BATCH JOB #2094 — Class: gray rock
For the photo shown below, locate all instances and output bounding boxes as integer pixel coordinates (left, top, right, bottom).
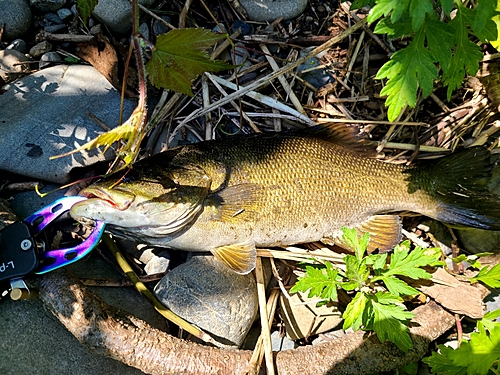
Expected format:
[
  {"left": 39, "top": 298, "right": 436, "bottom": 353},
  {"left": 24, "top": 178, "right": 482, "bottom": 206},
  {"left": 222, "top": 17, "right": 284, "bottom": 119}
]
[
  {"left": 0, "top": 49, "right": 29, "bottom": 83},
  {"left": 6, "top": 38, "right": 28, "bottom": 53},
  {"left": 0, "top": 64, "right": 135, "bottom": 184},
  {"left": 9, "top": 183, "right": 67, "bottom": 219},
  {"left": 271, "top": 330, "right": 296, "bottom": 351},
  {"left": 39, "top": 51, "right": 62, "bottom": 68},
  {"left": 153, "top": 15, "right": 171, "bottom": 36},
  {"left": 239, "top": 0, "right": 308, "bottom": 22},
  {"left": 57, "top": 7, "right": 73, "bottom": 20},
  {"left": 139, "top": 22, "right": 149, "bottom": 41},
  {"left": 93, "top": 0, "right": 155, "bottom": 35},
  {"left": 30, "top": 0, "right": 66, "bottom": 11},
  {"left": 456, "top": 229, "right": 500, "bottom": 254},
  {"left": 44, "top": 12, "right": 64, "bottom": 24},
  {"left": 144, "top": 251, "right": 171, "bottom": 275},
  {"left": 44, "top": 24, "right": 67, "bottom": 33},
  {"left": 29, "top": 40, "right": 53, "bottom": 57},
  {"left": 0, "top": 0, "right": 32, "bottom": 40},
  {"left": 154, "top": 255, "right": 258, "bottom": 348}
]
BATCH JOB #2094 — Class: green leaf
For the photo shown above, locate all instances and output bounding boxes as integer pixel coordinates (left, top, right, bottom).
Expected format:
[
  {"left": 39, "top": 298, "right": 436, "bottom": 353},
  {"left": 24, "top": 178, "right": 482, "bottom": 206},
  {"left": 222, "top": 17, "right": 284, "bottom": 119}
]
[
  {"left": 343, "top": 254, "right": 369, "bottom": 290},
  {"left": 473, "top": 0, "right": 498, "bottom": 38},
  {"left": 442, "top": 5, "right": 484, "bottom": 99},
  {"left": 409, "top": 0, "right": 434, "bottom": 31},
  {"left": 371, "top": 292, "right": 414, "bottom": 352},
  {"left": 342, "top": 292, "right": 368, "bottom": 331},
  {"left": 374, "top": 16, "right": 413, "bottom": 38},
  {"left": 77, "top": 0, "right": 98, "bottom": 25},
  {"left": 365, "top": 253, "right": 388, "bottom": 272},
  {"left": 449, "top": 324, "right": 500, "bottom": 374},
  {"left": 423, "top": 345, "right": 468, "bottom": 375},
  {"left": 439, "top": 0, "right": 454, "bottom": 16},
  {"left": 146, "top": 28, "right": 232, "bottom": 96},
  {"left": 341, "top": 227, "right": 369, "bottom": 262},
  {"left": 471, "top": 263, "right": 500, "bottom": 288},
  {"left": 422, "top": 17, "right": 454, "bottom": 69},
  {"left": 379, "top": 243, "right": 438, "bottom": 280},
  {"left": 368, "top": 0, "right": 410, "bottom": 24},
  {"left": 376, "top": 27, "right": 438, "bottom": 121},
  {"left": 290, "top": 262, "right": 340, "bottom": 301},
  {"left": 381, "top": 276, "right": 419, "bottom": 296}
]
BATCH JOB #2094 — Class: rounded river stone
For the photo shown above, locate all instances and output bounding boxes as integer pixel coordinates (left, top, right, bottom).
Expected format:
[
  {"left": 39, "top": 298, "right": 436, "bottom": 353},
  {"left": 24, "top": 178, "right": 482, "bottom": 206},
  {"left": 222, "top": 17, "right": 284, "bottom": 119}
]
[{"left": 154, "top": 255, "right": 258, "bottom": 348}]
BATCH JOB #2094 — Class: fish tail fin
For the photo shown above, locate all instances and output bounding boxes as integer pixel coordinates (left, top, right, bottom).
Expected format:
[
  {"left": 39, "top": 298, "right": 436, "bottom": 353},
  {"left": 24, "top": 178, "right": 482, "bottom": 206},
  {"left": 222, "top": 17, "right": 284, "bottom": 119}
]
[{"left": 411, "top": 147, "right": 500, "bottom": 230}]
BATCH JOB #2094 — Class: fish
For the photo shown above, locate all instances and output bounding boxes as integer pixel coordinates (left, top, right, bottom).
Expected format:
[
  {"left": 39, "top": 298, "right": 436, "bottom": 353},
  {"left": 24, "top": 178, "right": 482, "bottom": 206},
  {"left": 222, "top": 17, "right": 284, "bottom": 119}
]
[{"left": 70, "top": 124, "right": 500, "bottom": 274}]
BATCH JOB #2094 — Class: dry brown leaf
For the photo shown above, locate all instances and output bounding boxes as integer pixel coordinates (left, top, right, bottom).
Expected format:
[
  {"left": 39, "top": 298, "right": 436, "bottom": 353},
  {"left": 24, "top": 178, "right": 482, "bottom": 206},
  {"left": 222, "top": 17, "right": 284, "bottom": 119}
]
[{"left": 418, "top": 267, "right": 489, "bottom": 319}]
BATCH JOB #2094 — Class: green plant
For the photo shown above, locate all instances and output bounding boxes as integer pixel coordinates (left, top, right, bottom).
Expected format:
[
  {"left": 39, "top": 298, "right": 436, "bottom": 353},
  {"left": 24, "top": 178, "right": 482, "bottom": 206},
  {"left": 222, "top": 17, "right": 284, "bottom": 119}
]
[
  {"left": 423, "top": 308, "right": 500, "bottom": 374},
  {"left": 290, "top": 227, "right": 444, "bottom": 352},
  {"left": 345, "top": 0, "right": 499, "bottom": 121},
  {"left": 55, "top": 0, "right": 232, "bottom": 170}
]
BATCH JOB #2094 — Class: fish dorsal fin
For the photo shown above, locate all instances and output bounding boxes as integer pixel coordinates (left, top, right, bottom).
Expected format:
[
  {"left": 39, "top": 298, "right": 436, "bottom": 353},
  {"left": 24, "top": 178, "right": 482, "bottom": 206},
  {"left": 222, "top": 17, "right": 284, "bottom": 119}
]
[
  {"left": 323, "top": 215, "right": 402, "bottom": 253},
  {"left": 211, "top": 240, "right": 256, "bottom": 274},
  {"left": 207, "top": 183, "right": 261, "bottom": 222},
  {"left": 298, "top": 123, "right": 374, "bottom": 157}
]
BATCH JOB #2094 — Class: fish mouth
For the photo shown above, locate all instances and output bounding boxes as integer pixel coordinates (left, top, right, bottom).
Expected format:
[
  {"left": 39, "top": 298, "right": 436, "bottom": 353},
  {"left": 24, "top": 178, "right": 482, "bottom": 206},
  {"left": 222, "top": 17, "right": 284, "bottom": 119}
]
[{"left": 80, "top": 187, "right": 136, "bottom": 210}]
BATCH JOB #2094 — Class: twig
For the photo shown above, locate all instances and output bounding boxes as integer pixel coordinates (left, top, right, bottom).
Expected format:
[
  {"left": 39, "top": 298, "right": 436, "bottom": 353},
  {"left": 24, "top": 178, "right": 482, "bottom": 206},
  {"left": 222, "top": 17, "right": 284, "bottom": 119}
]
[
  {"left": 255, "top": 257, "right": 275, "bottom": 375},
  {"left": 102, "top": 234, "right": 216, "bottom": 345},
  {"left": 260, "top": 43, "right": 305, "bottom": 114},
  {"left": 176, "top": 18, "right": 367, "bottom": 129}
]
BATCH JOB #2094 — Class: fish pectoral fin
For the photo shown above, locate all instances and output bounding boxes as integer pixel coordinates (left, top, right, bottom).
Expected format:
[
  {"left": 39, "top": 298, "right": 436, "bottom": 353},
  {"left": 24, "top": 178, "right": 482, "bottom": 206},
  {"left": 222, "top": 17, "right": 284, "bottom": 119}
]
[
  {"left": 323, "top": 215, "right": 402, "bottom": 253},
  {"left": 211, "top": 240, "right": 256, "bottom": 275}
]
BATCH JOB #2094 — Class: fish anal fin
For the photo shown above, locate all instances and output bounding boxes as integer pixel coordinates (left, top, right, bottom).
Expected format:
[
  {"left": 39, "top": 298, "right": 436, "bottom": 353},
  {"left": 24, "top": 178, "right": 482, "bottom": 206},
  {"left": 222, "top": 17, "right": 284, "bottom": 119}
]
[
  {"left": 211, "top": 240, "right": 256, "bottom": 274},
  {"left": 323, "top": 215, "right": 402, "bottom": 253}
]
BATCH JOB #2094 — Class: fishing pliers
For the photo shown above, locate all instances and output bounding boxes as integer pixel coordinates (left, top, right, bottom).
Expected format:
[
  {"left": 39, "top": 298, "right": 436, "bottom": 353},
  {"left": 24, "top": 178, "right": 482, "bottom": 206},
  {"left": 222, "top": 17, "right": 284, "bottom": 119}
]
[{"left": 0, "top": 196, "right": 105, "bottom": 300}]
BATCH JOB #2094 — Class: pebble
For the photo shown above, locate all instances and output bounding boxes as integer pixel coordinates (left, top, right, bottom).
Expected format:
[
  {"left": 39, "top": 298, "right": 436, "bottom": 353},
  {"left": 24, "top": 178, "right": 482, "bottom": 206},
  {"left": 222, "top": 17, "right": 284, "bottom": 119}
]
[
  {"left": 0, "top": 64, "right": 135, "bottom": 184},
  {"left": 271, "top": 330, "right": 296, "bottom": 351},
  {"left": 6, "top": 38, "right": 28, "bottom": 53},
  {"left": 297, "top": 48, "right": 335, "bottom": 89},
  {"left": 44, "top": 12, "right": 64, "bottom": 24},
  {"left": 139, "top": 22, "right": 149, "bottom": 41},
  {"left": 30, "top": 0, "right": 66, "bottom": 12},
  {"left": 232, "top": 20, "right": 253, "bottom": 36},
  {"left": 144, "top": 251, "right": 171, "bottom": 275},
  {"left": 239, "top": 0, "right": 308, "bottom": 22},
  {"left": 0, "top": 49, "right": 30, "bottom": 83},
  {"left": 44, "top": 24, "right": 66, "bottom": 33},
  {"left": 152, "top": 15, "right": 171, "bottom": 36},
  {"left": 29, "top": 40, "right": 53, "bottom": 58},
  {"left": 93, "top": 0, "right": 155, "bottom": 34},
  {"left": 0, "top": 0, "right": 32, "bottom": 40},
  {"left": 39, "top": 51, "right": 62, "bottom": 68},
  {"left": 154, "top": 255, "right": 258, "bottom": 348},
  {"left": 56, "top": 7, "right": 73, "bottom": 21}
]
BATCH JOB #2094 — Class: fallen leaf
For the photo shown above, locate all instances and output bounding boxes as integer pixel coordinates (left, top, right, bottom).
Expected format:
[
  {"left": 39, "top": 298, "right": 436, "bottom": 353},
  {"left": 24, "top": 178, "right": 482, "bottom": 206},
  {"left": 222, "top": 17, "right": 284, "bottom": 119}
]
[{"left": 418, "top": 268, "right": 489, "bottom": 319}]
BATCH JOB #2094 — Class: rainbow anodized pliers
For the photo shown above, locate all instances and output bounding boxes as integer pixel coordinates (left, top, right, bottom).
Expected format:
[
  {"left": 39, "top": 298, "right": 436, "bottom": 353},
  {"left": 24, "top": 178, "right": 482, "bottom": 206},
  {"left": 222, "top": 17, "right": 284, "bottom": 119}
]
[{"left": 0, "top": 196, "right": 105, "bottom": 299}]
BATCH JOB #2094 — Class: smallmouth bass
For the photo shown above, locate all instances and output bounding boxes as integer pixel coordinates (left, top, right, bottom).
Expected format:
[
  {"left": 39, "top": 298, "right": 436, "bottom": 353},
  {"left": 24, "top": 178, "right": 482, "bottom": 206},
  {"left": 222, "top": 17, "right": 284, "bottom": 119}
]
[{"left": 70, "top": 124, "right": 500, "bottom": 274}]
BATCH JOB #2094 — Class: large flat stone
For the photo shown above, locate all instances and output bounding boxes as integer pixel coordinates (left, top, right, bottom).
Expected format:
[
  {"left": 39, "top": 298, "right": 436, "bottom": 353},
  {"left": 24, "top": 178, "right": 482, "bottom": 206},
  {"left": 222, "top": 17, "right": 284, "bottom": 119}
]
[{"left": 0, "top": 65, "right": 135, "bottom": 184}]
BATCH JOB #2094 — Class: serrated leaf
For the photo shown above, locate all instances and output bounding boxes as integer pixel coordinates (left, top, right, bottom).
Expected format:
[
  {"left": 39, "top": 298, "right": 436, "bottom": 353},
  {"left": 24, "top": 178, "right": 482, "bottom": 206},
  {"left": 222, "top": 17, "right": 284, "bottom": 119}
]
[
  {"left": 479, "top": 308, "right": 500, "bottom": 335},
  {"left": 77, "top": 0, "right": 98, "bottom": 25},
  {"left": 343, "top": 254, "right": 369, "bottom": 290},
  {"left": 423, "top": 345, "right": 468, "bottom": 375},
  {"left": 146, "top": 28, "right": 232, "bottom": 96},
  {"left": 423, "top": 17, "right": 454, "bottom": 69},
  {"left": 376, "top": 28, "right": 438, "bottom": 121},
  {"left": 381, "top": 276, "right": 420, "bottom": 296},
  {"left": 471, "top": 263, "right": 500, "bottom": 288},
  {"left": 378, "top": 243, "right": 437, "bottom": 280},
  {"left": 366, "top": 253, "right": 388, "bottom": 272},
  {"left": 368, "top": 0, "right": 410, "bottom": 24},
  {"left": 290, "top": 262, "right": 340, "bottom": 301},
  {"left": 341, "top": 226, "right": 369, "bottom": 261},
  {"left": 342, "top": 292, "right": 368, "bottom": 331},
  {"left": 442, "top": 5, "right": 484, "bottom": 99},
  {"left": 439, "top": 0, "right": 454, "bottom": 16},
  {"left": 409, "top": 0, "right": 434, "bottom": 31},
  {"left": 371, "top": 293, "right": 414, "bottom": 352},
  {"left": 374, "top": 16, "right": 414, "bottom": 37},
  {"left": 448, "top": 324, "right": 500, "bottom": 374},
  {"left": 470, "top": 0, "right": 498, "bottom": 42}
]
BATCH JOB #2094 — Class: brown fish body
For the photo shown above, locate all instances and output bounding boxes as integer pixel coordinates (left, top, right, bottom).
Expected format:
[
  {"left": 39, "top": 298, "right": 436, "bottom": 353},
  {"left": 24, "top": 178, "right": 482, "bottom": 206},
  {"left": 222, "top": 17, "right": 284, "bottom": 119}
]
[{"left": 71, "top": 125, "right": 500, "bottom": 273}]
